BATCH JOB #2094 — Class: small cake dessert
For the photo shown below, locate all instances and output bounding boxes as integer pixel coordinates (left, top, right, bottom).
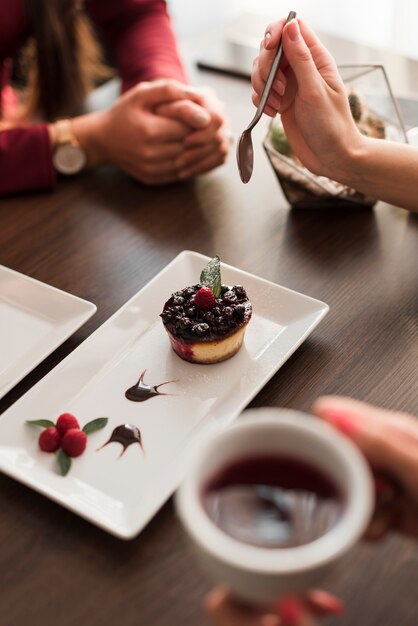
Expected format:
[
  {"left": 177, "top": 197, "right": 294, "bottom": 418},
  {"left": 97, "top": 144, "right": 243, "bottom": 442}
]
[{"left": 160, "top": 256, "right": 252, "bottom": 364}]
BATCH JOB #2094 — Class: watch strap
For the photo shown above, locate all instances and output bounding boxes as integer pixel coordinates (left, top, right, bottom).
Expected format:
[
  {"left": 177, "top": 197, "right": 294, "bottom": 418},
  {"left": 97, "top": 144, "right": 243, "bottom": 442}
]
[{"left": 54, "top": 119, "right": 80, "bottom": 148}]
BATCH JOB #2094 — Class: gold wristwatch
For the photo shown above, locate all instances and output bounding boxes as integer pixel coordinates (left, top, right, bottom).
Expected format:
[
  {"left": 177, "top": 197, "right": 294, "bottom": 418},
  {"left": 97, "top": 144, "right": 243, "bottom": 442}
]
[{"left": 52, "top": 119, "right": 86, "bottom": 175}]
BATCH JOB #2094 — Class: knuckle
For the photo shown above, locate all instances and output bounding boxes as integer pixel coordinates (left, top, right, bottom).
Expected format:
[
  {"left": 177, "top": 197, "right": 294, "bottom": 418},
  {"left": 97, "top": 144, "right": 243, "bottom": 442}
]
[
  {"left": 258, "top": 58, "right": 272, "bottom": 82},
  {"left": 251, "top": 70, "right": 261, "bottom": 92},
  {"left": 143, "top": 122, "right": 159, "bottom": 141},
  {"left": 219, "top": 145, "right": 229, "bottom": 159},
  {"left": 297, "top": 48, "right": 313, "bottom": 63},
  {"left": 277, "top": 68, "right": 286, "bottom": 83},
  {"left": 141, "top": 159, "right": 157, "bottom": 174},
  {"left": 210, "top": 110, "right": 223, "bottom": 128},
  {"left": 160, "top": 80, "right": 179, "bottom": 100},
  {"left": 215, "top": 129, "right": 226, "bottom": 145},
  {"left": 141, "top": 125, "right": 153, "bottom": 140},
  {"left": 141, "top": 145, "right": 156, "bottom": 161}
]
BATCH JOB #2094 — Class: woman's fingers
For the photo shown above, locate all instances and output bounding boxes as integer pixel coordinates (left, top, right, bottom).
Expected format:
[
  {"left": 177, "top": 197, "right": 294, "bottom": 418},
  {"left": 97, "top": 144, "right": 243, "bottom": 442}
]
[
  {"left": 155, "top": 100, "right": 211, "bottom": 130},
  {"left": 206, "top": 587, "right": 344, "bottom": 626},
  {"left": 277, "top": 596, "right": 317, "bottom": 626},
  {"left": 263, "top": 18, "right": 287, "bottom": 51},
  {"left": 305, "top": 590, "right": 344, "bottom": 617},
  {"left": 252, "top": 91, "right": 278, "bottom": 117},
  {"left": 296, "top": 20, "right": 340, "bottom": 81},
  {"left": 206, "top": 587, "right": 280, "bottom": 626},
  {"left": 312, "top": 396, "right": 418, "bottom": 505},
  {"left": 252, "top": 56, "right": 287, "bottom": 101},
  {"left": 174, "top": 140, "right": 224, "bottom": 169},
  {"left": 178, "top": 149, "right": 227, "bottom": 179},
  {"left": 141, "top": 141, "right": 183, "bottom": 162},
  {"left": 281, "top": 20, "right": 321, "bottom": 94},
  {"left": 182, "top": 114, "right": 224, "bottom": 147}
]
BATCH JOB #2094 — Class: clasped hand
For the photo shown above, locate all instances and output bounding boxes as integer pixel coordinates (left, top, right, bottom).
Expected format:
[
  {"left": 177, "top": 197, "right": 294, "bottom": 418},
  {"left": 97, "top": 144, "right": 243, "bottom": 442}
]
[{"left": 96, "top": 79, "right": 230, "bottom": 185}]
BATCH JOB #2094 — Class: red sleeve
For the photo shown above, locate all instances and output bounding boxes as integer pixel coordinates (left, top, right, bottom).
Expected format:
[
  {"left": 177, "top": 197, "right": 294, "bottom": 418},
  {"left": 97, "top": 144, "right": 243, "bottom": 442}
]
[
  {"left": 86, "top": 0, "right": 187, "bottom": 92},
  {"left": 0, "top": 125, "right": 56, "bottom": 196}
]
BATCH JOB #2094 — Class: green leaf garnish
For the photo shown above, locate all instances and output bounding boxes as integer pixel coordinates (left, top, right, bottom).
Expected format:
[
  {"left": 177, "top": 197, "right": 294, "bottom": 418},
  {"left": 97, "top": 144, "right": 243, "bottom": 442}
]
[
  {"left": 57, "top": 449, "right": 71, "bottom": 476},
  {"left": 200, "top": 255, "right": 222, "bottom": 298},
  {"left": 26, "top": 419, "right": 55, "bottom": 428},
  {"left": 82, "top": 417, "right": 108, "bottom": 435}
]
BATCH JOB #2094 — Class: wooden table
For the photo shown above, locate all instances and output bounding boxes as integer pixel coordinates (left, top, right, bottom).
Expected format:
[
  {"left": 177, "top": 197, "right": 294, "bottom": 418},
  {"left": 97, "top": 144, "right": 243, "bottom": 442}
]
[{"left": 0, "top": 63, "right": 417, "bottom": 626}]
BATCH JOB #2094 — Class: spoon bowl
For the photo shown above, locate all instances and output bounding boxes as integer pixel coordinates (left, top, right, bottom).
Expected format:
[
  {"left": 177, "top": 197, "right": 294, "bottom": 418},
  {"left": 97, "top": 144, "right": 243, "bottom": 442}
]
[
  {"left": 236, "top": 10, "right": 296, "bottom": 183},
  {"left": 236, "top": 131, "right": 254, "bottom": 184}
]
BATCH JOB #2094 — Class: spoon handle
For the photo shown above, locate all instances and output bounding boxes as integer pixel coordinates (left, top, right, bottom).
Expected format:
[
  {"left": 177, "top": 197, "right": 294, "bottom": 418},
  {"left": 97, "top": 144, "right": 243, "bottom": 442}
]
[{"left": 248, "top": 10, "right": 296, "bottom": 130}]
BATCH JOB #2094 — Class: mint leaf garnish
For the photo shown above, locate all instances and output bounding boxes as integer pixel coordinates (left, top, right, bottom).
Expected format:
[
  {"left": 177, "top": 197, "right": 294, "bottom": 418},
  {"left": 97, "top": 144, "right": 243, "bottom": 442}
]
[
  {"left": 26, "top": 419, "right": 55, "bottom": 428},
  {"left": 200, "top": 256, "right": 222, "bottom": 298},
  {"left": 82, "top": 417, "right": 108, "bottom": 435},
  {"left": 57, "top": 449, "right": 71, "bottom": 476}
]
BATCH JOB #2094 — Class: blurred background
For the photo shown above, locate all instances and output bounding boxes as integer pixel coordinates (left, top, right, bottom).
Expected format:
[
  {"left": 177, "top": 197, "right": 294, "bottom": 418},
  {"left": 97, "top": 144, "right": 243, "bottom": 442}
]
[{"left": 168, "top": 0, "right": 418, "bottom": 61}]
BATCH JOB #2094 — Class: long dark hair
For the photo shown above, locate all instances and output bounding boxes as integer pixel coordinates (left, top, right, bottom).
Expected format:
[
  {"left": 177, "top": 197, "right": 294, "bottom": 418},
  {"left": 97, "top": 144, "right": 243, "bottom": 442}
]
[{"left": 23, "top": 0, "right": 111, "bottom": 121}]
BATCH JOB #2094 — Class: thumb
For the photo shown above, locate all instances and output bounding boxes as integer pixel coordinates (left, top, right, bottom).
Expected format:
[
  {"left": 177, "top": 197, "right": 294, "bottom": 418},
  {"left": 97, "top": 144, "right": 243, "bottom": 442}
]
[
  {"left": 312, "top": 396, "right": 418, "bottom": 500},
  {"left": 135, "top": 80, "right": 198, "bottom": 107},
  {"left": 155, "top": 100, "right": 211, "bottom": 129},
  {"left": 282, "top": 19, "right": 321, "bottom": 93}
]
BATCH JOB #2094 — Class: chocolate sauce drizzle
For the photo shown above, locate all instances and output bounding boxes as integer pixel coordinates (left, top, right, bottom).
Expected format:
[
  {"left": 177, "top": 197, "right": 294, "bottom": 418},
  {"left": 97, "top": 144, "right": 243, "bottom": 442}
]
[
  {"left": 125, "top": 369, "right": 176, "bottom": 402},
  {"left": 98, "top": 424, "right": 143, "bottom": 457}
]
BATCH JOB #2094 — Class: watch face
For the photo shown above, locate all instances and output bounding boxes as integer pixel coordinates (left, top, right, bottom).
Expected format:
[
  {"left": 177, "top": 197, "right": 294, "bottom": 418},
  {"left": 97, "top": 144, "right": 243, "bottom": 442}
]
[{"left": 53, "top": 144, "right": 86, "bottom": 175}]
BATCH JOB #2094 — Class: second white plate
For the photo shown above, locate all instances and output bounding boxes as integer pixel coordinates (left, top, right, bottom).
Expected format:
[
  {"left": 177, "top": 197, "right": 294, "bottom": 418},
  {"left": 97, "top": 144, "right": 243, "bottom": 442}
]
[
  {"left": 0, "top": 265, "right": 96, "bottom": 399},
  {"left": 0, "top": 251, "right": 328, "bottom": 538}
]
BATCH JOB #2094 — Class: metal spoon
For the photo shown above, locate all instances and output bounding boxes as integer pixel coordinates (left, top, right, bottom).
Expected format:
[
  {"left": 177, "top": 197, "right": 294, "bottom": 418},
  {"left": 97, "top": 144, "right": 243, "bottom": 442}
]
[{"left": 236, "top": 10, "right": 296, "bottom": 183}]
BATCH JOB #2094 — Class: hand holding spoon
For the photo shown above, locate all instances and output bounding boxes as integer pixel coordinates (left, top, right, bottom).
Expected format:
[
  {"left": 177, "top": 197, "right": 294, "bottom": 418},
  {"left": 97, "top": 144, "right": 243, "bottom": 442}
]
[{"left": 236, "top": 10, "right": 296, "bottom": 183}]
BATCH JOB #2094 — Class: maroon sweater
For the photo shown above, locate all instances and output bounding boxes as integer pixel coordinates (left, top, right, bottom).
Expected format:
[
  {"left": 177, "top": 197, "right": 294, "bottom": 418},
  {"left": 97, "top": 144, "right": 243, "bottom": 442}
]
[{"left": 0, "top": 0, "right": 186, "bottom": 195}]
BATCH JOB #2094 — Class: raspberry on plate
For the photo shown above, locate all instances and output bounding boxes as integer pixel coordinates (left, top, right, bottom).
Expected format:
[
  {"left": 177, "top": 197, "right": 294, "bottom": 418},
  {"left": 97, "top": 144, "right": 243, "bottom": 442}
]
[
  {"left": 56, "top": 413, "right": 80, "bottom": 436},
  {"left": 39, "top": 427, "right": 61, "bottom": 453},
  {"left": 60, "top": 428, "right": 87, "bottom": 458}
]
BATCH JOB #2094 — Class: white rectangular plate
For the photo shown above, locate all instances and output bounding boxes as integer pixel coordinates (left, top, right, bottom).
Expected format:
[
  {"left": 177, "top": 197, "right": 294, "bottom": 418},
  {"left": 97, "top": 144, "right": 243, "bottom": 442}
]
[
  {"left": 0, "top": 265, "right": 96, "bottom": 398},
  {"left": 0, "top": 252, "right": 328, "bottom": 539}
]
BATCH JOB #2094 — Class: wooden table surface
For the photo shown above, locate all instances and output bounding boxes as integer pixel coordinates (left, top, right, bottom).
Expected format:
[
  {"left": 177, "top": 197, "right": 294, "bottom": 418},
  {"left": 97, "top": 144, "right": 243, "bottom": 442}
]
[{"left": 0, "top": 64, "right": 417, "bottom": 626}]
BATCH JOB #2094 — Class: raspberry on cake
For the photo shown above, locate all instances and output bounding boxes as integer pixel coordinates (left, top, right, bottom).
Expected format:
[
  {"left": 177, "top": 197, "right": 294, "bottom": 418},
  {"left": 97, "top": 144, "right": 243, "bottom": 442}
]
[{"left": 160, "top": 256, "right": 252, "bottom": 364}]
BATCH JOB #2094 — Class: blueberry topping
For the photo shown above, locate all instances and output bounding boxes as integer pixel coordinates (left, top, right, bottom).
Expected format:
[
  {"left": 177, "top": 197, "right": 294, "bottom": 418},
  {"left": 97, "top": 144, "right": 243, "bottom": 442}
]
[
  {"left": 192, "top": 323, "right": 210, "bottom": 336},
  {"left": 223, "top": 290, "right": 237, "bottom": 303},
  {"left": 233, "top": 285, "right": 246, "bottom": 298},
  {"left": 184, "top": 287, "right": 195, "bottom": 298},
  {"left": 161, "top": 311, "right": 172, "bottom": 323},
  {"left": 178, "top": 317, "right": 193, "bottom": 330},
  {"left": 162, "top": 282, "right": 251, "bottom": 338},
  {"left": 204, "top": 311, "right": 215, "bottom": 323}
]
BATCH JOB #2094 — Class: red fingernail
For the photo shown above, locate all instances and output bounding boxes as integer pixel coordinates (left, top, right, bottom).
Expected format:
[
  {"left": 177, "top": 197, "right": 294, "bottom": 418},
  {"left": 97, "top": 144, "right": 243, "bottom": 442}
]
[
  {"left": 307, "top": 590, "right": 345, "bottom": 616},
  {"left": 322, "top": 409, "right": 358, "bottom": 438},
  {"left": 278, "top": 596, "right": 304, "bottom": 625}
]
